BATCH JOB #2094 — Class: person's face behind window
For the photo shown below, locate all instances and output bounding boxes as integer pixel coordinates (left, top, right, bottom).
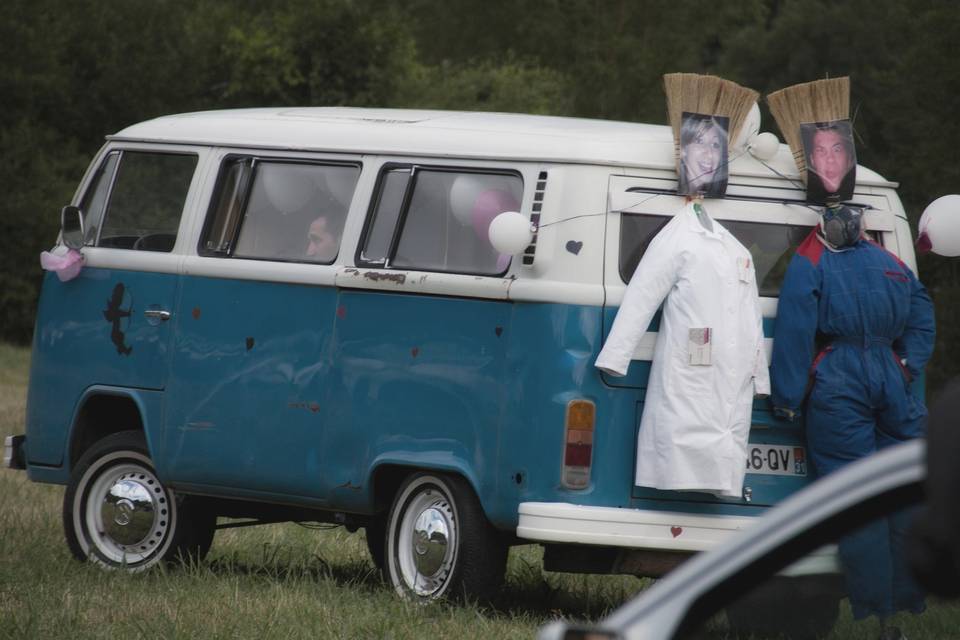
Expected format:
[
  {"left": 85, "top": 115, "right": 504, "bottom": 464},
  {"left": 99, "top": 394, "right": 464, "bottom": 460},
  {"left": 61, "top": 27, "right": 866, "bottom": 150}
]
[
  {"left": 684, "top": 125, "right": 722, "bottom": 192},
  {"left": 810, "top": 129, "right": 850, "bottom": 193},
  {"left": 306, "top": 216, "right": 337, "bottom": 262}
]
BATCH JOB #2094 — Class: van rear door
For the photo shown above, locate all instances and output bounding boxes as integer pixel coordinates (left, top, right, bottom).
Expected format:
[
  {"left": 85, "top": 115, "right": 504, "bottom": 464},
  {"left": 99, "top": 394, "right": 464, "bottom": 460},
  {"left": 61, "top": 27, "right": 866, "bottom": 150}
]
[{"left": 602, "top": 176, "right": 895, "bottom": 507}]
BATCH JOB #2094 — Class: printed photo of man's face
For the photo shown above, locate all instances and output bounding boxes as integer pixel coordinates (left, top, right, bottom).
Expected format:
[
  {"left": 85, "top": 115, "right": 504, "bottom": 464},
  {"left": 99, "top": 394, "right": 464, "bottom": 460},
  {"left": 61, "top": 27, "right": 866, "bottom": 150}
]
[{"left": 801, "top": 120, "right": 856, "bottom": 204}]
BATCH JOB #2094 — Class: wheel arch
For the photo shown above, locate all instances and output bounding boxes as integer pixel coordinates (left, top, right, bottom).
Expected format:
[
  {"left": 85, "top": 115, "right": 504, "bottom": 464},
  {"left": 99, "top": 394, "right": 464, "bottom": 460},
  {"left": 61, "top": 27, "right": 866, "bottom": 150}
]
[
  {"left": 67, "top": 386, "right": 161, "bottom": 473},
  {"left": 369, "top": 459, "right": 485, "bottom": 519}
]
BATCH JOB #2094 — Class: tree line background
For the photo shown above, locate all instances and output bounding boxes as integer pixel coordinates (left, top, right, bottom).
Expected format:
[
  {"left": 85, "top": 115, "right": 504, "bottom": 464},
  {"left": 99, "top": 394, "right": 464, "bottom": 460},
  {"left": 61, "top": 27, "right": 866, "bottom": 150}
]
[{"left": 2, "top": 0, "right": 958, "bottom": 393}]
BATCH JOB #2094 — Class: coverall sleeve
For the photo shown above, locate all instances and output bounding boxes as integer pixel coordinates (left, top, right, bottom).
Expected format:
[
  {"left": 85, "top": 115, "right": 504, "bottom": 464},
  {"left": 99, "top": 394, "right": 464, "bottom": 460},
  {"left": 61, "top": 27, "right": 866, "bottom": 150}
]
[
  {"left": 770, "top": 253, "right": 821, "bottom": 412},
  {"left": 896, "top": 268, "right": 936, "bottom": 379},
  {"left": 595, "top": 221, "right": 684, "bottom": 377}
]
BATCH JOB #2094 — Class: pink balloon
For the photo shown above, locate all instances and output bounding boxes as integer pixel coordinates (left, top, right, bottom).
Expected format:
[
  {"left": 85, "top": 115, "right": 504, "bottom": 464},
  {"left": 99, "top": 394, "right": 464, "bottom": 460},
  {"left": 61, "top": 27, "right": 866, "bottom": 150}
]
[
  {"left": 40, "top": 248, "right": 84, "bottom": 282},
  {"left": 471, "top": 190, "right": 519, "bottom": 240}
]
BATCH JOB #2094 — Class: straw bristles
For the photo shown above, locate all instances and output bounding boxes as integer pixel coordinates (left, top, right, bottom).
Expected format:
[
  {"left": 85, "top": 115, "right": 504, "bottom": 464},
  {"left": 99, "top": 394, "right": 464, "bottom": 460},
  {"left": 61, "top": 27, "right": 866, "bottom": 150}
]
[
  {"left": 663, "top": 73, "right": 759, "bottom": 167},
  {"left": 766, "top": 77, "right": 850, "bottom": 180}
]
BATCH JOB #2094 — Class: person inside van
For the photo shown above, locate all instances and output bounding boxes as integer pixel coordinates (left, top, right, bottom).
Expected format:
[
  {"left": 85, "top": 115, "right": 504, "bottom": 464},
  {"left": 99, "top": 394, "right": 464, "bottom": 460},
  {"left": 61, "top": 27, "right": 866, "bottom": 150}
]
[
  {"left": 305, "top": 214, "right": 342, "bottom": 263},
  {"left": 678, "top": 113, "right": 729, "bottom": 198}
]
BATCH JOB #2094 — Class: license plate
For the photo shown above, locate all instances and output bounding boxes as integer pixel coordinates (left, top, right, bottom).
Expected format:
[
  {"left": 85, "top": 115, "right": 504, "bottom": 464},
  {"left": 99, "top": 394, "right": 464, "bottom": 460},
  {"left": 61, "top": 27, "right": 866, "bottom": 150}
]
[{"left": 745, "top": 444, "right": 807, "bottom": 476}]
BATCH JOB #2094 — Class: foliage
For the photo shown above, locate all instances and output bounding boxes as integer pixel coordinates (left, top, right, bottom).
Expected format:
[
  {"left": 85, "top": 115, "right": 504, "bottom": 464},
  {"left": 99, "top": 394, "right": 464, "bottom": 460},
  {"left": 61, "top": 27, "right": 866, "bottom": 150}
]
[{"left": 1, "top": 0, "right": 958, "bottom": 390}]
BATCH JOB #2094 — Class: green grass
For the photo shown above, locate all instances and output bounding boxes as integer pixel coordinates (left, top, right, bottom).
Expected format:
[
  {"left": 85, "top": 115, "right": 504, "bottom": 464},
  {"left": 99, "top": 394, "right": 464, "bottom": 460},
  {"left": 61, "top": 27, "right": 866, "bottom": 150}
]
[{"left": 2, "top": 342, "right": 958, "bottom": 639}]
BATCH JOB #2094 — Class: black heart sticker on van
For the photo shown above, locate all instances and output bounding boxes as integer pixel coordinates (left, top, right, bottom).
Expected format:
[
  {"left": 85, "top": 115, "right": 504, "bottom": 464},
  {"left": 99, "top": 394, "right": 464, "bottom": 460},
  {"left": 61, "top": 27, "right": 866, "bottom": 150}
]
[{"left": 566, "top": 240, "right": 583, "bottom": 255}]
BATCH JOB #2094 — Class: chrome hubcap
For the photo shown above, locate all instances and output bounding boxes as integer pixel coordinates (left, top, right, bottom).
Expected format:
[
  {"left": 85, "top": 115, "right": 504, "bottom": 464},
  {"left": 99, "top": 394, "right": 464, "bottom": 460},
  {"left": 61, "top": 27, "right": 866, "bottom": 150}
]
[
  {"left": 101, "top": 475, "right": 160, "bottom": 546},
  {"left": 394, "top": 482, "right": 458, "bottom": 598},
  {"left": 412, "top": 507, "right": 449, "bottom": 576},
  {"left": 83, "top": 459, "right": 172, "bottom": 566}
]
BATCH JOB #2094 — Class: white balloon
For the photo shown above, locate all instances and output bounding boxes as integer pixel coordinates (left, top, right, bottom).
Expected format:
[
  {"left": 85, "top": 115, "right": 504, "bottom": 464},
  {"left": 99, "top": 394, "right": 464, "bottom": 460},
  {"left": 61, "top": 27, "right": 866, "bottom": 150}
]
[
  {"left": 748, "top": 132, "right": 780, "bottom": 162},
  {"left": 450, "top": 174, "right": 485, "bottom": 226},
  {"left": 261, "top": 164, "right": 317, "bottom": 213},
  {"left": 733, "top": 102, "right": 761, "bottom": 152},
  {"left": 322, "top": 167, "right": 359, "bottom": 209},
  {"left": 488, "top": 211, "right": 533, "bottom": 255},
  {"left": 919, "top": 194, "right": 960, "bottom": 257}
]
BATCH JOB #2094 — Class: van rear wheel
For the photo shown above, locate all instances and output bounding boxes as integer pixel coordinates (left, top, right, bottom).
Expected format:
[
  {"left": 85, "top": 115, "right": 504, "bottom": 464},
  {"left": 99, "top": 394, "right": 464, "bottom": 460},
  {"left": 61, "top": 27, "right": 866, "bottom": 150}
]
[
  {"left": 385, "top": 472, "right": 506, "bottom": 602},
  {"left": 63, "top": 430, "right": 215, "bottom": 570}
]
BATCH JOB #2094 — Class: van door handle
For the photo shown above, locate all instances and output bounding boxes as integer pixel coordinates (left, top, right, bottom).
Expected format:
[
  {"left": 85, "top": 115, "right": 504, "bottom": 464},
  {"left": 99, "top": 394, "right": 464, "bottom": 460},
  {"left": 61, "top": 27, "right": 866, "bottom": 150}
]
[{"left": 144, "top": 309, "right": 171, "bottom": 322}]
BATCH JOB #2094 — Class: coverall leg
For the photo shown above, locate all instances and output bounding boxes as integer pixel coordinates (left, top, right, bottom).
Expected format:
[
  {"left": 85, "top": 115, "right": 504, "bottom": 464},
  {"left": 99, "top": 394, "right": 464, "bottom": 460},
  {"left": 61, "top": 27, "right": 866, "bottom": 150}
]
[{"left": 805, "top": 344, "right": 926, "bottom": 620}]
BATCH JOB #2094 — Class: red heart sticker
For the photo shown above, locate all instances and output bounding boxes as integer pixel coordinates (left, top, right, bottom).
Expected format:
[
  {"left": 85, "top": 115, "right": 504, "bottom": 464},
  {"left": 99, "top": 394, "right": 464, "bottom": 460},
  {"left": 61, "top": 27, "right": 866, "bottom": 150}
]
[{"left": 670, "top": 526, "right": 683, "bottom": 538}]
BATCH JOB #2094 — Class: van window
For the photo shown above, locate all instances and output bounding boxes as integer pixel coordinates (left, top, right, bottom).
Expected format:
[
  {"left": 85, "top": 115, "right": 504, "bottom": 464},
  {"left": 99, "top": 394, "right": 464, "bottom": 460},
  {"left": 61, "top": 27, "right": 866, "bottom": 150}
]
[
  {"left": 96, "top": 151, "right": 197, "bottom": 252},
  {"left": 202, "top": 158, "right": 359, "bottom": 263},
  {"left": 619, "top": 213, "right": 814, "bottom": 297},
  {"left": 360, "top": 166, "right": 522, "bottom": 275},
  {"left": 79, "top": 152, "right": 119, "bottom": 245}
]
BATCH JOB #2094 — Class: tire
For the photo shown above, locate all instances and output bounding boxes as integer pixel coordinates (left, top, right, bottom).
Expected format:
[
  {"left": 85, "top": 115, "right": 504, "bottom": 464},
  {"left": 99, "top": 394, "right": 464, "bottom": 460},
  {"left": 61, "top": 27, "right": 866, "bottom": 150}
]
[
  {"left": 385, "top": 473, "right": 506, "bottom": 602},
  {"left": 63, "top": 431, "right": 215, "bottom": 571}
]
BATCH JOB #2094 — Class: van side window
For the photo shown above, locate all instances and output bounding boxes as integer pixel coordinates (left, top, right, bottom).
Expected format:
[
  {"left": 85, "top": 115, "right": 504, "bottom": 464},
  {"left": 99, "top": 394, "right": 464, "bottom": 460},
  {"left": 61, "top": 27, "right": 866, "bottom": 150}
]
[
  {"left": 620, "top": 213, "right": 815, "bottom": 297},
  {"left": 95, "top": 151, "right": 197, "bottom": 252},
  {"left": 202, "top": 158, "right": 359, "bottom": 263},
  {"left": 79, "top": 152, "right": 119, "bottom": 245},
  {"left": 360, "top": 166, "right": 522, "bottom": 275}
]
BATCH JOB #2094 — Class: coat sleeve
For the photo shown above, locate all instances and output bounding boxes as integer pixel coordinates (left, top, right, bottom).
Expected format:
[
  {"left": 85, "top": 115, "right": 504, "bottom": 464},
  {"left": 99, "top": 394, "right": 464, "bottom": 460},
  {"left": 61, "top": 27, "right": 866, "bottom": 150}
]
[
  {"left": 770, "top": 252, "right": 821, "bottom": 413},
  {"left": 595, "top": 221, "right": 684, "bottom": 377},
  {"left": 752, "top": 290, "right": 771, "bottom": 397},
  {"left": 896, "top": 267, "right": 936, "bottom": 379}
]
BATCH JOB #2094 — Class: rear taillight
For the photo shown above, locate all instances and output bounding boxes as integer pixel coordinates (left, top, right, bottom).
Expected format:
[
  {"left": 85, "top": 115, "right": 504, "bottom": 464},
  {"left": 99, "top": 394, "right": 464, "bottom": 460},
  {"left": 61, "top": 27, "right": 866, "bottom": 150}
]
[{"left": 562, "top": 399, "right": 595, "bottom": 489}]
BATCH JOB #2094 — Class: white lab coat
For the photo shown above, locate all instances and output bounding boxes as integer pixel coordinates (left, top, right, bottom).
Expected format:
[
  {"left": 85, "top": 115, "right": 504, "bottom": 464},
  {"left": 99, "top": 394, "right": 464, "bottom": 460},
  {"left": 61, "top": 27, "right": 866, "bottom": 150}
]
[{"left": 595, "top": 203, "right": 769, "bottom": 497}]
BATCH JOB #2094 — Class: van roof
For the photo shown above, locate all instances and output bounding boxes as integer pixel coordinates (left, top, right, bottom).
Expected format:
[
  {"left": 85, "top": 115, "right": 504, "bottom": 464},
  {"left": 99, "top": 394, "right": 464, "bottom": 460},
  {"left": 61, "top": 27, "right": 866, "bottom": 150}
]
[{"left": 110, "top": 107, "right": 891, "bottom": 186}]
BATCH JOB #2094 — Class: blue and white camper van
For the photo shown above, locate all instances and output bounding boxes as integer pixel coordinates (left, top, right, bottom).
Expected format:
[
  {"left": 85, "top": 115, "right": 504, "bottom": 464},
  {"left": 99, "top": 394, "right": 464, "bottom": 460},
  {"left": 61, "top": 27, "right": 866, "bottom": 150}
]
[{"left": 4, "top": 108, "right": 921, "bottom": 602}]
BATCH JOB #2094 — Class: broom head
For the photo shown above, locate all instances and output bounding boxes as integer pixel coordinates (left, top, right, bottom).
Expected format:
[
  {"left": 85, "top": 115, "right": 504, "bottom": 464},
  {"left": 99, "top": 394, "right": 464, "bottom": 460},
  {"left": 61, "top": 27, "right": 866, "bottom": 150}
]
[{"left": 663, "top": 73, "right": 760, "bottom": 172}]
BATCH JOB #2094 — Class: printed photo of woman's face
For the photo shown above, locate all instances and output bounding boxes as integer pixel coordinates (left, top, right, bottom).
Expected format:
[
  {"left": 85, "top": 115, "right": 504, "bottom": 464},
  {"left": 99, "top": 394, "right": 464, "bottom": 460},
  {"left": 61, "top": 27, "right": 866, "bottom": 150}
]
[
  {"left": 679, "top": 113, "right": 729, "bottom": 198},
  {"left": 802, "top": 120, "right": 856, "bottom": 204}
]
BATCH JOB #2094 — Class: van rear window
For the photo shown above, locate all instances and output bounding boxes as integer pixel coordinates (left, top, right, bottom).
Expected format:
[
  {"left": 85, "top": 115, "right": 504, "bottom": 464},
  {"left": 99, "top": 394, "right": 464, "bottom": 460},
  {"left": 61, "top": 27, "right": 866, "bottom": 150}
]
[
  {"left": 619, "top": 213, "right": 814, "bottom": 297},
  {"left": 359, "top": 166, "right": 522, "bottom": 276}
]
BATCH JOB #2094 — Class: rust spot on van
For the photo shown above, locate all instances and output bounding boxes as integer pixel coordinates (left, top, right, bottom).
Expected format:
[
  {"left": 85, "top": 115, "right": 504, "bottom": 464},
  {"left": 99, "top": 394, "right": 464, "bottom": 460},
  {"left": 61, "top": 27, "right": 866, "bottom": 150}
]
[
  {"left": 364, "top": 271, "right": 406, "bottom": 285},
  {"left": 411, "top": 347, "right": 420, "bottom": 358},
  {"left": 336, "top": 480, "right": 362, "bottom": 491},
  {"left": 192, "top": 307, "right": 201, "bottom": 320},
  {"left": 288, "top": 401, "right": 322, "bottom": 414},
  {"left": 245, "top": 337, "right": 255, "bottom": 351}
]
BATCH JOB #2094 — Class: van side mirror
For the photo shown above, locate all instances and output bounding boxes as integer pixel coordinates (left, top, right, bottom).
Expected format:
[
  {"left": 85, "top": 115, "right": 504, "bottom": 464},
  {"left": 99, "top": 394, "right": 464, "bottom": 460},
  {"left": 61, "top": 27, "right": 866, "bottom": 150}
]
[
  {"left": 488, "top": 211, "right": 534, "bottom": 255},
  {"left": 61, "top": 205, "right": 85, "bottom": 250}
]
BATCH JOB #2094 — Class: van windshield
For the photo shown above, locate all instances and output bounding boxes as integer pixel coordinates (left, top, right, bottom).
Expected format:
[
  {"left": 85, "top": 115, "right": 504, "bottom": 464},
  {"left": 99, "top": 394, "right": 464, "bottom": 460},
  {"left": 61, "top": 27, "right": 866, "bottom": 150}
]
[{"left": 619, "top": 213, "right": 814, "bottom": 297}]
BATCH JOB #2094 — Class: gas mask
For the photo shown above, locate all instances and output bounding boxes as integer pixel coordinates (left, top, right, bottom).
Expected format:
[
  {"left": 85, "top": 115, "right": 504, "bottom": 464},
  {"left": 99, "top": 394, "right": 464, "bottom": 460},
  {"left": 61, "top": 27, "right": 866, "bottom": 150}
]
[{"left": 820, "top": 205, "right": 864, "bottom": 249}]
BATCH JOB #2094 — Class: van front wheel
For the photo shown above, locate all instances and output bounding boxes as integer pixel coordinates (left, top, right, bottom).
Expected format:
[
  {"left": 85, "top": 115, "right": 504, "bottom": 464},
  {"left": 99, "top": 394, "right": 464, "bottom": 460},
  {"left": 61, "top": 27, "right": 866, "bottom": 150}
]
[
  {"left": 63, "top": 431, "right": 215, "bottom": 571},
  {"left": 385, "top": 473, "right": 506, "bottom": 602}
]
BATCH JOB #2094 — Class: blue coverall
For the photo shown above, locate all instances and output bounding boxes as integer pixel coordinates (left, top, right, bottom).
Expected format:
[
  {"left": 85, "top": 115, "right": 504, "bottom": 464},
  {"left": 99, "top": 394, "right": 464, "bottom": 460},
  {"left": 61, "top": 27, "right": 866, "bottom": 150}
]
[{"left": 771, "top": 229, "right": 935, "bottom": 620}]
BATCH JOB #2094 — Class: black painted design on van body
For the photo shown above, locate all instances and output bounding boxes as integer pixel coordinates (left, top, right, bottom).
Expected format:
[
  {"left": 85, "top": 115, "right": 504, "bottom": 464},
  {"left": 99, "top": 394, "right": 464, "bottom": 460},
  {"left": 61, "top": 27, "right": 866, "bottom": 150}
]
[{"left": 103, "top": 283, "right": 133, "bottom": 356}]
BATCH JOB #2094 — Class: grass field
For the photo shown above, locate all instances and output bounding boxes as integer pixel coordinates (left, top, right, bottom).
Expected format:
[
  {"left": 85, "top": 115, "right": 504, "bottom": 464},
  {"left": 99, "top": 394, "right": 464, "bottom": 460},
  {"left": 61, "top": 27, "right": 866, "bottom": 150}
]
[{"left": 2, "top": 342, "right": 958, "bottom": 639}]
